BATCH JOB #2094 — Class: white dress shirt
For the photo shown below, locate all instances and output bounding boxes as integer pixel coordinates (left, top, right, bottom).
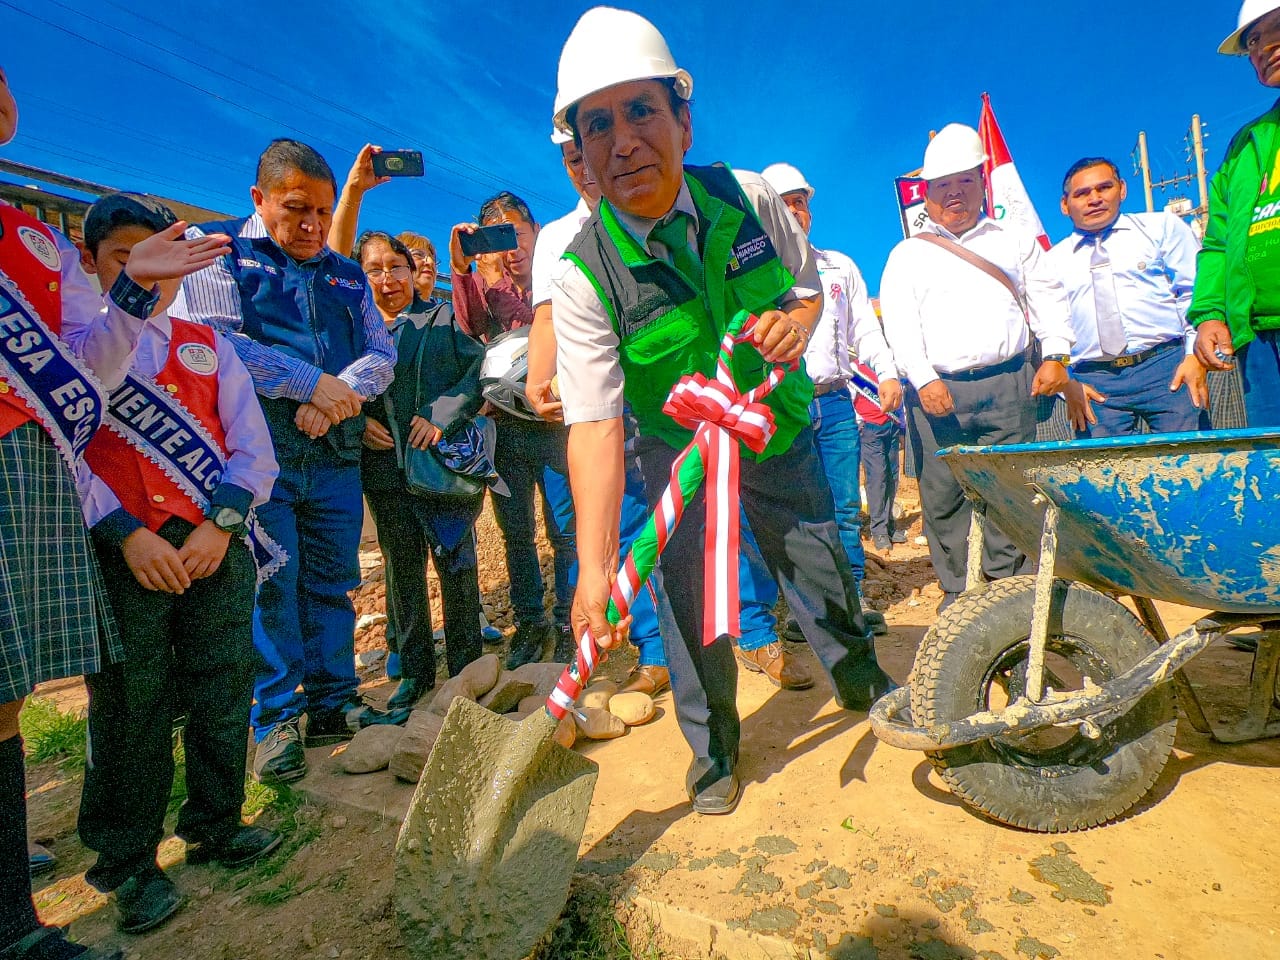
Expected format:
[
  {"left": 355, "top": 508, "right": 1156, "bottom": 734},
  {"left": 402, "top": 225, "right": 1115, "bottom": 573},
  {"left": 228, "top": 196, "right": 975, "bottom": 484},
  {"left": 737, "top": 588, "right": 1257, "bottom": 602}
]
[
  {"left": 1047, "top": 212, "right": 1199, "bottom": 362},
  {"left": 83, "top": 310, "right": 280, "bottom": 527},
  {"left": 531, "top": 198, "right": 591, "bottom": 308},
  {"left": 806, "top": 248, "right": 896, "bottom": 384},
  {"left": 879, "top": 216, "right": 1074, "bottom": 389},
  {"left": 551, "top": 169, "right": 820, "bottom": 425}
]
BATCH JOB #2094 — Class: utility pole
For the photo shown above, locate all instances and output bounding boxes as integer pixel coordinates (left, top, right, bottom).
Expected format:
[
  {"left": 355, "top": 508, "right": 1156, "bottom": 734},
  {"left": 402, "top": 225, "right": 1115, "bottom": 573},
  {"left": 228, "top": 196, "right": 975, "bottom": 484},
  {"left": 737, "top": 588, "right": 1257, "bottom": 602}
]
[
  {"left": 1131, "top": 115, "right": 1210, "bottom": 231},
  {"left": 1191, "top": 114, "right": 1209, "bottom": 217},
  {"left": 1133, "top": 131, "right": 1154, "bottom": 213}
]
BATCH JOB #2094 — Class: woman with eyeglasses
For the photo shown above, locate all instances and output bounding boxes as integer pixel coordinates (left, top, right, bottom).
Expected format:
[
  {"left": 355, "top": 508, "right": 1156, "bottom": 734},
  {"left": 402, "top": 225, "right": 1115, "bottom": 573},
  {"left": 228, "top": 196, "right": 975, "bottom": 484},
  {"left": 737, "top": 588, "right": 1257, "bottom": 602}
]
[{"left": 355, "top": 231, "right": 486, "bottom": 709}]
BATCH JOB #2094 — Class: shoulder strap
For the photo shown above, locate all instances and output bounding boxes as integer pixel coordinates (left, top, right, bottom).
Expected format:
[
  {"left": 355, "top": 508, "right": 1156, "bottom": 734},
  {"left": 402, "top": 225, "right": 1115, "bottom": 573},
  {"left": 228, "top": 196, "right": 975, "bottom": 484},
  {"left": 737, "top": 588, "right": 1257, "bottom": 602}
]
[{"left": 915, "top": 232, "right": 1027, "bottom": 318}]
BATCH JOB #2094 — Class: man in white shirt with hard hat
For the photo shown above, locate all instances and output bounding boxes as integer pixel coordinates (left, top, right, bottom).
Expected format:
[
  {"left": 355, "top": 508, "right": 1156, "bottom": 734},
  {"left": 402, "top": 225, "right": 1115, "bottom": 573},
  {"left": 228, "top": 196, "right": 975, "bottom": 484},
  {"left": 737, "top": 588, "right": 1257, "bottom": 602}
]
[
  {"left": 549, "top": 6, "right": 893, "bottom": 816},
  {"left": 879, "top": 124, "right": 1074, "bottom": 615},
  {"left": 761, "top": 162, "right": 899, "bottom": 637}
]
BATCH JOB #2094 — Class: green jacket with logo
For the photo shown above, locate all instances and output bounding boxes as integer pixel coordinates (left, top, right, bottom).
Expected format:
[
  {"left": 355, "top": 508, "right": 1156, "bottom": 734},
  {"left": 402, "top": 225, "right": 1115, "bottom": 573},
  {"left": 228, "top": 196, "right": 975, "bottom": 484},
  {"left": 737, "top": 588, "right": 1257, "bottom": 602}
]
[
  {"left": 1188, "top": 97, "right": 1280, "bottom": 347},
  {"left": 563, "top": 164, "right": 813, "bottom": 460}
]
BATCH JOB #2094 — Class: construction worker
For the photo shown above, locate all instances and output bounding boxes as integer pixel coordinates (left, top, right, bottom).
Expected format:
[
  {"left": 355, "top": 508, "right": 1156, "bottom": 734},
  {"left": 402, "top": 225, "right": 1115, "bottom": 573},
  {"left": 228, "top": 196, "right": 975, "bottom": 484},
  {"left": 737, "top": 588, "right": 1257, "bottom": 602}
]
[
  {"left": 879, "top": 124, "right": 1074, "bottom": 614},
  {"left": 549, "top": 7, "right": 892, "bottom": 816},
  {"left": 1192, "top": 0, "right": 1280, "bottom": 425}
]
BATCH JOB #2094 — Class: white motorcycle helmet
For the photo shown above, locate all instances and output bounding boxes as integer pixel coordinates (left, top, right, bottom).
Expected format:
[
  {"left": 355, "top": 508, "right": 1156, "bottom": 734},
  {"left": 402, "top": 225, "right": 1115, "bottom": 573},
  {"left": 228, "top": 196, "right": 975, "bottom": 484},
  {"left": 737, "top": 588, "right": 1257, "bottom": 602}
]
[{"left": 480, "top": 327, "right": 540, "bottom": 420}]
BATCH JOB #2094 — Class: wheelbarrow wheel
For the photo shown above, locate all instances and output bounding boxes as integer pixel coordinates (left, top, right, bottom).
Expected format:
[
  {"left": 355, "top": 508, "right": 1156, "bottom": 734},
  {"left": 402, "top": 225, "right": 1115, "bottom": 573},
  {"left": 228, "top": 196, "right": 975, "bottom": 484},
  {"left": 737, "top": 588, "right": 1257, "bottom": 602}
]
[{"left": 910, "top": 576, "right": 1177, "bottom": 832}]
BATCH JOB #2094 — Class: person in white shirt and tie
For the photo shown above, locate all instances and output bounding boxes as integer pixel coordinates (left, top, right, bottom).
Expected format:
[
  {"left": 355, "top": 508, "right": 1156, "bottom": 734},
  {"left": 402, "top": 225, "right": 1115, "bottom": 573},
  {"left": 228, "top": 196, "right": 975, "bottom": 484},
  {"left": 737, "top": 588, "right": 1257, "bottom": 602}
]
[
  {"left": 879, "top": 124, "right": 1074, "bottom": 614},
  {"left": 1048, "top": 157, "right": 1208, "bottom": 436}
]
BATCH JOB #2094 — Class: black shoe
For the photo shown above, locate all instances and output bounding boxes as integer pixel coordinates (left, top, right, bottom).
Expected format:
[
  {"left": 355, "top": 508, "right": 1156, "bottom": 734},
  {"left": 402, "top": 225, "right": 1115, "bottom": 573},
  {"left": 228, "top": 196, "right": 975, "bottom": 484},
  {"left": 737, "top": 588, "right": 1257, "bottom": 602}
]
[
  {"left": 387, "top": 677, "right": 432, "bottom": 711},
  {"left": 304, "top": 696, "right": 410, "bottom": 747},
  {"left": 863, "top": 609, "right": 889, "bottom": 637},
  {"left": 186, "top": 825, "right": 281, "bottom": 869},
  {"left": 252, "top": 718, "right": 306, "bottom": 784},
  {"left": 782, "top": 618, "right": 805, "bottom": 643},
  {"left": 1, "top": 925, "right": 123, "bottom": 960},
  {"left": 685, "top": 754, "right": 741, "bottom": 816},
  {"left": 872, "top": 534, "right": 892, "bottom": 551},
  {"left": 505, "top": 621, "right": 549, "bottom": 670},
  {"left": 832, "top": 647, "right": 897, "bottom": 712},
  {"left": 115, "top": 867, "right": 182, "bottom": 934},
  {"left": 553, "top": 624, "right": 576, "bottom": 663},
  {"left": 891, "top": 529, "right": 908, "bottom": 544}
]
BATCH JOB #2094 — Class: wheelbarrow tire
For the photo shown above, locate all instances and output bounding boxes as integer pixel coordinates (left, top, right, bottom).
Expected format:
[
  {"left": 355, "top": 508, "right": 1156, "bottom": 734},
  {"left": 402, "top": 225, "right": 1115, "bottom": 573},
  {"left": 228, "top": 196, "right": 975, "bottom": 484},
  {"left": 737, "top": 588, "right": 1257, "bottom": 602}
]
[{"left": 910, "top": 576, "right": 1177, "bottom": 832}]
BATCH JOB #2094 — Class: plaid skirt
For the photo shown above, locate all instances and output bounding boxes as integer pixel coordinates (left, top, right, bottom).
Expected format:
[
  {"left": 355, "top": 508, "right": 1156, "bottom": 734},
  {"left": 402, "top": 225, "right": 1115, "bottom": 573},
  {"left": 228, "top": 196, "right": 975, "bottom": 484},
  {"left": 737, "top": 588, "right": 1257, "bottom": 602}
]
[{"left": 0, "top": 422, "right": 120, "bottom": 704}]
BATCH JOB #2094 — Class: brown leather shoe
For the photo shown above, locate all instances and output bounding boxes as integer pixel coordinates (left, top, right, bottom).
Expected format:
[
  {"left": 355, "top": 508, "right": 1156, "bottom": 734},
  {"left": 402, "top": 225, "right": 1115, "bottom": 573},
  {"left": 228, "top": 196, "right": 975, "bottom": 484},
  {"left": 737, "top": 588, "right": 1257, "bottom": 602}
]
[
  {"left": 736, "top": 641, "right": 814, "bottom": 690},
  {"left": 620, "top": 664, "right": 670, "bottom": 696}
]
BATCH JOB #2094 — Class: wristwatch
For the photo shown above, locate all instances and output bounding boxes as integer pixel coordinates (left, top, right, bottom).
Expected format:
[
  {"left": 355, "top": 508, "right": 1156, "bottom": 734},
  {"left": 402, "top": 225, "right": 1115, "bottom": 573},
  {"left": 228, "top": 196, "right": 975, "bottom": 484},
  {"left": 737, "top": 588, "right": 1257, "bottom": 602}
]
[
  {"left": 207, "top": 505, "right": 247, "bottom": 536},
  {"left": 1042, "top": 354, "right": 1071, "bottom": 367}
]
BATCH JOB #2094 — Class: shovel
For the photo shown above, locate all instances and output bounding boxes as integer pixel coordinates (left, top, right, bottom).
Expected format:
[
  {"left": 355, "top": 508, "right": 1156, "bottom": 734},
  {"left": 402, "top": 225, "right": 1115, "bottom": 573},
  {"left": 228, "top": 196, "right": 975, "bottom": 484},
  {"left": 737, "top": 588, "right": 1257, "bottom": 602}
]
[{"left": 394, "top": 312, "right": 790, "bottom": 960}]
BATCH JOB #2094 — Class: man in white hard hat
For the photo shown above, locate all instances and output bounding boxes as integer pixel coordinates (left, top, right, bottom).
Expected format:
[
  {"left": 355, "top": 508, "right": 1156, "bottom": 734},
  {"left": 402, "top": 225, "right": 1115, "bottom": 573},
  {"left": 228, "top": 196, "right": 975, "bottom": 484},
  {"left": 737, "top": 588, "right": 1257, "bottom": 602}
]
[
  {"left": 879, "top": 124, "right": 1074, "bottom": 614},
  {"left": 761, "top": 163, "right": 899, "bottom": 638},
  {"left": 549, "top": 7, "right": 892, "bottom": 815},
  {"left": 1191, "top": 1, "right": 1280, "bottom": 425}
]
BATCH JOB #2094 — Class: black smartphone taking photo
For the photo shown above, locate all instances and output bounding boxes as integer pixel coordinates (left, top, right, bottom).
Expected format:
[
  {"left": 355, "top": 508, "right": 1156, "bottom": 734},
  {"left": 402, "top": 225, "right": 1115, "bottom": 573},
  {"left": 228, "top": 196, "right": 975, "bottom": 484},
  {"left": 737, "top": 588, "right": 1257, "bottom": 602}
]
[
  {"left": 458, "top": 223, "right": 518, "bottom": 256},
  {"left": 372, "top": 150, "right": 425, "bottom": 178}
]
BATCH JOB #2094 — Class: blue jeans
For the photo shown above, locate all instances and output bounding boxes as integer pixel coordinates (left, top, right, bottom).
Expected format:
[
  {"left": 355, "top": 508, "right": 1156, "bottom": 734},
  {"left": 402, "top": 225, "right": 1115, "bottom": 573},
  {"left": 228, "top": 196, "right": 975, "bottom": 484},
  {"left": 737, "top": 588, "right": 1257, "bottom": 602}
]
[
  {"left": 1072, "top": 342, "right": 1207, "bottom": 437},
  {"left": 250, "top": 447, "right": 363, "bottom": 738},
  {"left": 492, "top": 418, "right": 576, "bottom": 628},
  {"left": 809, "top": 390, "right": 866, "bottom": 581},
  {"left": 620, "top": 424, "right": 672, "bottom": 667},
  {"left": 736, "top": 516, "right": 780, "bottom": 653},
  {"left": 1240, "top": 329, "right": 1280, "bottom": 427},
  {"left": 859, "top": 419, "right": 901, "bottom": 541}
]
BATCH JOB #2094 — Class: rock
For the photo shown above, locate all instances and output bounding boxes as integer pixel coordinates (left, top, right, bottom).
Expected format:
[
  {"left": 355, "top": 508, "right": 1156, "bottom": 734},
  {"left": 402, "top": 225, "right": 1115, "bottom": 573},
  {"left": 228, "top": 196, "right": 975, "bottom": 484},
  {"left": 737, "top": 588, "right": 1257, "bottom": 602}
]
[
  {"left": 517, "top": 694, "right": 544, "bottom": 714},
  {"left": 478, "top": 672, "right": 536, "bottom": 714},
  {"left": 427, "top": 654, "right": 501, "bottom": 716},
  {"left": 608, "top": 691, "right": 656, "bottom": 726},
  {"left": 340, "top": 724, "right": 405, "bottom": 774},
  {"left": 574, "top": 707, "right": 627, "bottom": 740},
  {"left": 578, "top": 680, "right": 617, "bottom": 710},
  {"left": 509, "top": 661, "right": 567, "bottom": 698},
  {"left": 390, "top": 710, "right": 447, "bottom": 782},
  {"left": 356, "top": 649, "right": 387, "bottom": 668},
  {"left": 356, "top": 612, "right": 387, "bottom": 632},
  {"left": 553, "top": 713, "right": 577, "bottom": 749}
]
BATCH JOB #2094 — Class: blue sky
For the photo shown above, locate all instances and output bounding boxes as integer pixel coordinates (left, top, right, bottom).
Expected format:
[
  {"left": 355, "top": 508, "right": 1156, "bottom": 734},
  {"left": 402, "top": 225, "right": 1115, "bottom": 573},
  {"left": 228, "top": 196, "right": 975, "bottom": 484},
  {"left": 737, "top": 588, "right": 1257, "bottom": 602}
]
[{"left": 2, "top": 0, "right": 1275, "bottom": 292}]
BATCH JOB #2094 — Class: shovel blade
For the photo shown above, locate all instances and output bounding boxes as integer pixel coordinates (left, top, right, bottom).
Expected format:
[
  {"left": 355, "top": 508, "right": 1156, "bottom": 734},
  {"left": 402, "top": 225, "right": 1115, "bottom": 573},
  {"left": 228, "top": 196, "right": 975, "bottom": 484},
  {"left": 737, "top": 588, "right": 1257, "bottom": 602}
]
[{"left": 394, "top": 697, "right": 598, "bottom": 960}]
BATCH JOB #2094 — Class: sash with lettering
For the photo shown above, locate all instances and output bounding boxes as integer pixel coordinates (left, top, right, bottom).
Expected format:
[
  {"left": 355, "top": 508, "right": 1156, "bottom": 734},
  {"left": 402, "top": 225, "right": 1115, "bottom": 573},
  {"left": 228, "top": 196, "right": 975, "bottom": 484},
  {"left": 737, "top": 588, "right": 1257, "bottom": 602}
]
[
  {"left": 0, "top": 206, "right": 105, "bottom": 472},
  {"left": 104, "top": 371, "right": 287, "bottom": 584}
]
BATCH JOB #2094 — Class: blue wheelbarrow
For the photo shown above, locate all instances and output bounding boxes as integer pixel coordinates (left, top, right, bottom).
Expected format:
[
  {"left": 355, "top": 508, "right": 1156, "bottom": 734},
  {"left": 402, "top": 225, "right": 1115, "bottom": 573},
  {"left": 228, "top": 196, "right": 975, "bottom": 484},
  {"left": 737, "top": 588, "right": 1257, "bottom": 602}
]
[{"left": 870, "top": 427, "right": 1280, "bottom": 832}]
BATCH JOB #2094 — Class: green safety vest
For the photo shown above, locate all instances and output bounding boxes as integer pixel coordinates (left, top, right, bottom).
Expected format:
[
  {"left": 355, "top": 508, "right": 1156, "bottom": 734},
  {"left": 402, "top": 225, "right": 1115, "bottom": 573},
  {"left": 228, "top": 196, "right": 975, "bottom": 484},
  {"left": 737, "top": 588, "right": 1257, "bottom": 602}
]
[{"left": 563, "top": 164, "right": 814, "bottom": 460}]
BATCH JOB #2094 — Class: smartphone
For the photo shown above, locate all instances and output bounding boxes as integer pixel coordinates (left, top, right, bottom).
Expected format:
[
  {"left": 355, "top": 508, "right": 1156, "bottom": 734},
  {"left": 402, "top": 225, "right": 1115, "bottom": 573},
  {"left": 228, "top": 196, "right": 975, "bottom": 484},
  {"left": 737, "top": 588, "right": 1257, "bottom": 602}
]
[
  {"left": 372, "top": 150, "right": 425, "bottom": 178},
  {"left": 459, "top": 223, "right": 518, "bottom": 256}
]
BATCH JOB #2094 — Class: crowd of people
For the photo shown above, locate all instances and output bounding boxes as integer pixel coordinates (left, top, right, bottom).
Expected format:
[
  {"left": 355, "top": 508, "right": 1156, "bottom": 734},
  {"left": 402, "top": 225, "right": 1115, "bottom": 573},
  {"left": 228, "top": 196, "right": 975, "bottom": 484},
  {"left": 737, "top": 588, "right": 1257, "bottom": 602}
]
[{"left": 3, "top": 0, "right": 1280, "bottom": 956}]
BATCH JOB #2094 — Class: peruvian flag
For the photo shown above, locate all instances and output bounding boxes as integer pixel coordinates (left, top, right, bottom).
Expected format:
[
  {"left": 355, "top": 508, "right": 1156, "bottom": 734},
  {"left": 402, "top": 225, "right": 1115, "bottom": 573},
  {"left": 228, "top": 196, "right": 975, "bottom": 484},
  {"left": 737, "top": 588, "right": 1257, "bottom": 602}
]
[{"left": 979, "top": 93, "right": 1051, "bottom": 251}]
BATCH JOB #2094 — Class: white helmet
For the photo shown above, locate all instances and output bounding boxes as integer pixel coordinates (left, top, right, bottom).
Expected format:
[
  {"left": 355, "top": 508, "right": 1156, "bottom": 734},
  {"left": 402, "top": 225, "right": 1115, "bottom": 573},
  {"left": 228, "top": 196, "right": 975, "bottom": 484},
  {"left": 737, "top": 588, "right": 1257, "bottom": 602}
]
[
  {"left": 761, "top": 163, "right": 814, "bottom": 200},
  {"left": 550, "top": 128, "right": 573, "bottom": 145},
  {"left": 921, "top": 123, "right": 988, "bottom": 181},
  {"left": 552, "top": 7, "right": 694, "bottom": 137},
  {"left": 1220, "top": 0, "right": 1280, "bottom": 53},
  {"left": 480, "top": 328, "right": 540, "bottom": 420}
]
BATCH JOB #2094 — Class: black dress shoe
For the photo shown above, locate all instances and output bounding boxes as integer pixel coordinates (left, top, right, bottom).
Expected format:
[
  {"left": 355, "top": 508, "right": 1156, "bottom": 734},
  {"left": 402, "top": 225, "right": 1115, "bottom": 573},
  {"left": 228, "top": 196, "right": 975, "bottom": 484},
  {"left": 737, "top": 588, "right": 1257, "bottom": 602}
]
[
  {"left": 387, "top": 677, "right": 431, "bottom": 711},
  {"left": 685, "top": 754, "right": 741, "bottom": 815},
  {"left": 115, "top": 867, "right": 183, "bottom": 934},
  {"left": 304, "top": 696, "right": 411, "bottom": 747},
  {"left": 505, "top": 621, "right": 550, "bottom": 670},
  {"left": 186, "top": 825, "right": 282, "bottom": 869},
  {"left": 1, "top": 925, "right": 123, "bottom": 959}
]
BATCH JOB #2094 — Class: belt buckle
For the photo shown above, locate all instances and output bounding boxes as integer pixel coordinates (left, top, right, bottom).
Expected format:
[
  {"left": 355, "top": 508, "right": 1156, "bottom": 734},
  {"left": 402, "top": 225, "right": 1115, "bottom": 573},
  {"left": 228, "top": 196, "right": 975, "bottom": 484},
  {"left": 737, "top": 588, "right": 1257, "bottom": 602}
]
[{"left": 1112, "top": 355, "right": 1136, "bottom": 368}]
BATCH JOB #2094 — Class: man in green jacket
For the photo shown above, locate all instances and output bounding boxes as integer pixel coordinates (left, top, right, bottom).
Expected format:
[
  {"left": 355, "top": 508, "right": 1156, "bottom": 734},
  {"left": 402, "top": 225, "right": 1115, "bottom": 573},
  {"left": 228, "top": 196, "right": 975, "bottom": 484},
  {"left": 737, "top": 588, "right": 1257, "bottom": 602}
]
[
  {"left": 1192, "top": 1, "right": 1280, "bottom": 425},
  {"left": 548, "top": 7, "right": 892, "bottom": 816}
]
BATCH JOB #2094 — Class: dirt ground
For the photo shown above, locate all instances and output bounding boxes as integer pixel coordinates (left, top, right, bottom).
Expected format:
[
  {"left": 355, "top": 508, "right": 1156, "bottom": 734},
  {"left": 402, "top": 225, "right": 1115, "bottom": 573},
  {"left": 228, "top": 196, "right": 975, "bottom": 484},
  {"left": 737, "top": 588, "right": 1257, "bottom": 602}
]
[{"left": 23, "top": 478, "right": 1280, "bottom": 959}]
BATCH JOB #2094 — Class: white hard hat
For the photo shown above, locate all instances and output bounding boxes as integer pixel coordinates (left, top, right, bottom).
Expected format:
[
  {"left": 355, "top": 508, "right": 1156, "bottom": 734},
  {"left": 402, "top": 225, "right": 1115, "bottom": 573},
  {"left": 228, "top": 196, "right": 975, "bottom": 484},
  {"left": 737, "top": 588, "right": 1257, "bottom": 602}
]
[
  {"left": 480, "top": 328, "right": 541, "bottom": 420},
  {"left": 761, "top": 163, "right": 814, "bottom": 200},
  {"left": 921, "top": 123, "right": 987, "bottom": 181},
  {"left": 550, "top": 128, "right": 574, "bottom": 145},
  {"left": 552, "top": 7, "right": 694, "bottom": 137},
  {"left": 1220, "top": 0, "right": 1280, "bottom": 53}
]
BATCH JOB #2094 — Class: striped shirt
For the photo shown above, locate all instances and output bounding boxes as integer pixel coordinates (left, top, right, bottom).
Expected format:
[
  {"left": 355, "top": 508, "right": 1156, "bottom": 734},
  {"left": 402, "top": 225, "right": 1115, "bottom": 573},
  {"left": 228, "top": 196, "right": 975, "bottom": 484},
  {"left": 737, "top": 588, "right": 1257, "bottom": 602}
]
[{"left": 171, "top": 214, "right": 395, "bottom": 401}]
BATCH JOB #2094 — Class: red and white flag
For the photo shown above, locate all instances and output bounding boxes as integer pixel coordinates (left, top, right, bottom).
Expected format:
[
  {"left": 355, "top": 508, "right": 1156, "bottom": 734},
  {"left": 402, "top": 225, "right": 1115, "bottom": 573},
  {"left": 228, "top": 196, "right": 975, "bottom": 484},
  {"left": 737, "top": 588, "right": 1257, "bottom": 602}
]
[{"left": 979, "top": 93, "right": 1051, "bottom": 251}]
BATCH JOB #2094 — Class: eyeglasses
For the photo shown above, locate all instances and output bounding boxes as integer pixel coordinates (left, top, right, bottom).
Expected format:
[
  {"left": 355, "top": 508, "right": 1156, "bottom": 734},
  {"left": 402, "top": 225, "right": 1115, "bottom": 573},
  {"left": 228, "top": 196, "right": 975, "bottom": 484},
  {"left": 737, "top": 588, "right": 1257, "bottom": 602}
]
[
  {"left": 411, "top": 253, "right": 436, "bottom": 267},
  {"left": 366, "top": 266, "right": 412, "bottom": 282}
]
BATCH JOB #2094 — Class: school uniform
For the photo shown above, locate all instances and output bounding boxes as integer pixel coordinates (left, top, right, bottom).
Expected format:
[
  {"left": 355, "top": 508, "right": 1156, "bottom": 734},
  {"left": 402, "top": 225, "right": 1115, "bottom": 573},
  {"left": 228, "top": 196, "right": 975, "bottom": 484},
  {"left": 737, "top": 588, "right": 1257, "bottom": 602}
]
[{"left": 77, "top": 312, "right": 277, "bottom": 892}]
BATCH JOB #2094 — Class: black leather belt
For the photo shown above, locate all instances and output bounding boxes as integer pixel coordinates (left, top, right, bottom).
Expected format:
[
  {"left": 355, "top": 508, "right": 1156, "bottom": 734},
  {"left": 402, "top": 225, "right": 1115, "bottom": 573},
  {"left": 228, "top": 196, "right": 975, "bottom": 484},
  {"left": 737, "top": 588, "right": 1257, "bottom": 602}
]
[
  {"left": 811, "top": 378, "right": 849, "bottom": 397},
  {"left": 937, "top": 351, "right": 1029, "bottom": 382},
  {"left": 1073, "top": 338, "right": 1181, "bottom": 372}
]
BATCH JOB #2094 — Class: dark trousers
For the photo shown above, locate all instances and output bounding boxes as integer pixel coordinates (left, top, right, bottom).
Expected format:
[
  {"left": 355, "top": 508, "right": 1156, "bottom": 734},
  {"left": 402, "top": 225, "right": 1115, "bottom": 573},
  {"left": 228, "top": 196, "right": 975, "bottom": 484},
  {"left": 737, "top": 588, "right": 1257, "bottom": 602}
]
[
  {"left": 492, "top": 418, "right": 576, "bottom": 628},
  {"left": 365, "top": 490, "right": 483, "bottom": 679},
  {"left": 80, "top": 517, "right": 256, "bottom": 892},
  {"left": 1072, "top": 341, "right": 1207, "bottom": 437},
  {"left": 908, "top": 361, "right": 1036, "bottom": 597},
  {"left": 1240, "top": 329, "right": 1280, "bottom": 427},
  {"left": 859, "top": 419, "right": 901, "bottom": 541},
  {"left": 637, "top": 428, "right": 877, "bottom": 761}
]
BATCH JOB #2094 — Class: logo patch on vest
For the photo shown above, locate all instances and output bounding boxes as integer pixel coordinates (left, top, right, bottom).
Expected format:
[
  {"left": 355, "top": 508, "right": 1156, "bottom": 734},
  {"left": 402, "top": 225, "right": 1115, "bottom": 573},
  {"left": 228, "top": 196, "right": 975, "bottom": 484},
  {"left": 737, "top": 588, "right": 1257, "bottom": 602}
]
[
  {"left": 18, "top": 226, "right": 60, "bottom": 271},
  {"left": 177, "top": 342, "right": 218, "bottom": 376},
  {"left": 326, "top": 275, "right": 364, "bottom": 290},
  {"left": 726, "top": 235, "right": 770, "bottom": 276}
]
